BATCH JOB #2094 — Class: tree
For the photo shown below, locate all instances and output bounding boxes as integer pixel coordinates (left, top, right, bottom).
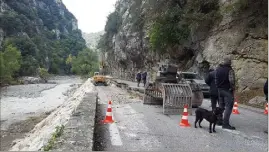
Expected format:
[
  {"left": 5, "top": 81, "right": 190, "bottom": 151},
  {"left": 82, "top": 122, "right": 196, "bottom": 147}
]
[
  {"left": 0, "top": 45, "right": 22, "bottom": 85},
  {"left": 38, "top": 67, "right": 50, "bottom": 82},
  {"left": 65, "top": 54, "right": 73, "bottom": 74},
  {"left": 71, "top": 48, "right": 99, "bottom": 76}
]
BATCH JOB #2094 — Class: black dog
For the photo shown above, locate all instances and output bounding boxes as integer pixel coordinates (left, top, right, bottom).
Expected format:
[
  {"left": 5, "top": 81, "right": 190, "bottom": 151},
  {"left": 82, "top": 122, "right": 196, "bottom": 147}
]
[{"left": 194, "top": 107, "right": 224, "bottom": 133}]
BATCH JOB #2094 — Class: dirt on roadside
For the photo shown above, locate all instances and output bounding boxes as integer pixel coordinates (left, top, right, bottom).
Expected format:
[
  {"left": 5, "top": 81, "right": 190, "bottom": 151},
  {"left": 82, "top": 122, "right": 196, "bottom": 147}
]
[{"left": 0, "top": 112, "right": 52, "bottom": 151}]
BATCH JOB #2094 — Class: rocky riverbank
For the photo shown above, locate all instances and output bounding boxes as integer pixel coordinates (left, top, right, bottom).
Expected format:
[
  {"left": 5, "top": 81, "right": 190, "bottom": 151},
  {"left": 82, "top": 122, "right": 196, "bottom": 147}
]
[{"left": 0, "top": 76, "right": 83, "bottom": 151}]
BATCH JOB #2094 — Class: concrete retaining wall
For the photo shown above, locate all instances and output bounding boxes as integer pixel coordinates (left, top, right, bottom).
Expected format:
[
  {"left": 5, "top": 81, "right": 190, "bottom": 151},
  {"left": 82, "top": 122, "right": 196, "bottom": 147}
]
[
  {"left": 10, "top": 78, "right": 97, "bottom": 151},
  {"left": 54, "top": 92, "right": 98, "bottom": 151}
]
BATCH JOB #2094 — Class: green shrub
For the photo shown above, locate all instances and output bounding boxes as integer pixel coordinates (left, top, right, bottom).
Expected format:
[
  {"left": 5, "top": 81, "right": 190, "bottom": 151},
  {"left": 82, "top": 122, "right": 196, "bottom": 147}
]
[
  {"left": 38, "top": 68, "right": 50, "bottom": 82},
  {"left": 43, "top": 125, "right": 65, "bottom": 151},
  {"left": 71, "top": 48, "right": 99, "bottom": 76},
  {"left": 0, "top": 44, "right": 22, "bottom": 85},
  {"left": 148, "top": 0, "right": 222, "bottom": 53}
]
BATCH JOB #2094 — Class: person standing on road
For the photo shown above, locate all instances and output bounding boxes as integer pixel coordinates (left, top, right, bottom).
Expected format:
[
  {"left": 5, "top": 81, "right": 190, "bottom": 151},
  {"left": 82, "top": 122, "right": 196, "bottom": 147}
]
[
  {"left": 264, "top": 79, "right": 268, "bottom": 134},
  {"left": 136, "top": 71, "right": 142, "bottom": 87},
  {"left": 216, "top": 57, "right": 236, "bottom": 130},
  {"left": 142, "top": 71, "right": 147, "bottom": 87},
  {"left": 205, "top": 67, "right": 224, "bottom": 125}
]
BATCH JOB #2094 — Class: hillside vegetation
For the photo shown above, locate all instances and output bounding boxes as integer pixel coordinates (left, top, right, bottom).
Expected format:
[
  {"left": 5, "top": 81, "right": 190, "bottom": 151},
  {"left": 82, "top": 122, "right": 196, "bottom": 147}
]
[{"left": 0, "top": 0, "right": 98, "bottom": 85}]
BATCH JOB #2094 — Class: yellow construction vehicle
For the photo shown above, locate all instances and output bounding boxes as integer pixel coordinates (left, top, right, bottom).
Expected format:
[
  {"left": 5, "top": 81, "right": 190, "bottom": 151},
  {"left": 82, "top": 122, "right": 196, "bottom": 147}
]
[{"left": 92, "top": 52, "right": 108, "bottom": 86}]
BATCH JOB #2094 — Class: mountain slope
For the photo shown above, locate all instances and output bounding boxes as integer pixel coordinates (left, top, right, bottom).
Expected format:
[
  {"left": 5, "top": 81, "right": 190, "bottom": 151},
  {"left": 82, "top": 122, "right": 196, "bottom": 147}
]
[
  {"left": 82, "top": 31, "right": 104, "bottom": 49},
  {"left": 0, "top": 0, "right": 87, "bottom": 75},
  {"left": 99, "top": 0, "right": 268, "bottom": 92}
]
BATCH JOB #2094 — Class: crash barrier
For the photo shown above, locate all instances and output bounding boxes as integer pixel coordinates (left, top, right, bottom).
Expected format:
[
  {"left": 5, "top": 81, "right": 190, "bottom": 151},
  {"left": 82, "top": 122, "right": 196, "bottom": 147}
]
[{"left": 144, "top": 83, "right": 193, "bottom": 115}]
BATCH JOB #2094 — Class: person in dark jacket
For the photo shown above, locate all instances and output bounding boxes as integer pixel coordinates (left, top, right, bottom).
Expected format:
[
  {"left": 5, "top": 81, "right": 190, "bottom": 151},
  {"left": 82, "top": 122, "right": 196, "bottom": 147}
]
[
  {"left": 205, "top": 67, "right": 224, "bottom": 125},
  {"left": 216, "top": 57, "right": 236, "bottom": 130},
  {"left": 142, "top": 71, "right": 147, "bottom": 87},
  {"left": 136, "top": 72, "right": 142, "bottom": 87},
  {"left": 205, "top": 68, "right": 218, "bottom": 110}
]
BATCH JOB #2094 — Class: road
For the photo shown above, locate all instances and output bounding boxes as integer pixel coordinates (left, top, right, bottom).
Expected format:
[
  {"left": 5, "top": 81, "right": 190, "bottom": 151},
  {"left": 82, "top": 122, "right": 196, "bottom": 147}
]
[{"left": 94, "top": 84, "right": 268, "bottom": 152}]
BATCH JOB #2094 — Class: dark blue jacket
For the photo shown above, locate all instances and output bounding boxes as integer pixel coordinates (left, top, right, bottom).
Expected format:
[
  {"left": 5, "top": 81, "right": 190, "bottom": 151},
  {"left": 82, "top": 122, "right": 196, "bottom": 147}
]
[
  {"left": 216, "top": 64, "right": 234, "bottom": 90},
  {"left": 136, "top": 73, "right": 141, "bottom": 80},
  {"left": 142, "top": 72, "right": 147, "bottom": 80},
  {"left": 205, "top": 70, "right": 218, "bottom": 96}
]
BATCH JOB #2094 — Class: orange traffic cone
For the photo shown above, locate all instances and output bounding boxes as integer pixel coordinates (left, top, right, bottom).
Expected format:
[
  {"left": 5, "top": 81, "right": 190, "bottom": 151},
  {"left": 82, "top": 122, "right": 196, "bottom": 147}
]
[
  {"left": 264, "top": 103, "right": 268, "bottom": 115},
  {"left": 232, "top": 98, "right": 240, "bottom": 114},
  {"left": 102, "top": 101, "right": 114, "bottom": 124},
  {"left": 179, "top": 105, "right": 191, "bottom": 127}
]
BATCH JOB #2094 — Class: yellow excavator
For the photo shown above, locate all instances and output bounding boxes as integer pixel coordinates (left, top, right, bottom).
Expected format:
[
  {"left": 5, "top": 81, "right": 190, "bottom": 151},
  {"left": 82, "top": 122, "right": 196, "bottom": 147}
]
[{"left": 93, "top": 52, "right": 108, "bottom": 86}]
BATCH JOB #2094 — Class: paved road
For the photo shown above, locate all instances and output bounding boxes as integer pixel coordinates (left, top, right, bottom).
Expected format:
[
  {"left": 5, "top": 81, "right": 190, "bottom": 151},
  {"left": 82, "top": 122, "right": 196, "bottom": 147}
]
[{"left": 94, "top": 85, "right": 268, "bottom": 152}]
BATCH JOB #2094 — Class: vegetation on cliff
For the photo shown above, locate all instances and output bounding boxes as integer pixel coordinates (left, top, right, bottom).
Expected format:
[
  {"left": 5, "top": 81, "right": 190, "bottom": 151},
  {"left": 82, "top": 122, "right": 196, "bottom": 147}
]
[
  {"left": 149, "top": 0, "right": 222, "bottom": 53},
  {"left": 0, "top": 0, "right": 99, "bottom": 85}
]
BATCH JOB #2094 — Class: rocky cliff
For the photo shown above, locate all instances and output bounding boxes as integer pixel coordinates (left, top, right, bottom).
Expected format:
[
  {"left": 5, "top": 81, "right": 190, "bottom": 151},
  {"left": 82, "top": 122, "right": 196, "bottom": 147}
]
[
  {"left": 0, "top": 0, "right": 86, "bottom": 75},
  {"left": 82, "top": 31, "right": 104, "bottom": 50},
  {"left": 100, "top": 0, "right": 268, "bottom": 93}
]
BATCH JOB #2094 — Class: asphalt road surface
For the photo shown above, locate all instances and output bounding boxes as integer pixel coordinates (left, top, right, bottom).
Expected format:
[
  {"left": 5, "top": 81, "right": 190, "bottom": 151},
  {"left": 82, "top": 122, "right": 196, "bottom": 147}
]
[{"left": 94, "top": 85, "right": 268, "bottom": 152}]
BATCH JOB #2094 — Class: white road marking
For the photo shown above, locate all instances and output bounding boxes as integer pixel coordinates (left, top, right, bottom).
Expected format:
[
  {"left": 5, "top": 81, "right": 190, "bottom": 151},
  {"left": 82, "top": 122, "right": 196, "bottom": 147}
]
[
  {"left": 108, "top": 114, "right": 123, "bottom": 146},
  {"left": 116, "top": 105, "right": 162, "bottom": 150}
]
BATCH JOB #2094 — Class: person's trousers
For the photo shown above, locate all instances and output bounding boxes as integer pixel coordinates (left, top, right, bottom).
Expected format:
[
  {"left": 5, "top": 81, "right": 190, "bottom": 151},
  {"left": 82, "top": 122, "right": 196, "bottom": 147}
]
[
  {"left": 211, "top": 95, "right": 224, "bottom": 124},
  {"left": 137, "top": 79, "right": 141, "bottom": 87},
  {"left": 142, "top": 79, "right": 146, "bottom": 86},
  {"left": 218, "top": 89, "right": 234, "bottom": 125},
  {"left": 210, "top": 95, "right": 225, "bottom": 110}
]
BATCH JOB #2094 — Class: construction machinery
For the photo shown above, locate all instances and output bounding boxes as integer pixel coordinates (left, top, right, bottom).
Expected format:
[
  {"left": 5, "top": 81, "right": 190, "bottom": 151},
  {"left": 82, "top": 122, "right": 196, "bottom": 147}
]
[
  {"left": 143, "top": 63, "right": 204, "bottom": 115},
  {"left": 92, "top": 52, "right": 108, "bottom": 86}
]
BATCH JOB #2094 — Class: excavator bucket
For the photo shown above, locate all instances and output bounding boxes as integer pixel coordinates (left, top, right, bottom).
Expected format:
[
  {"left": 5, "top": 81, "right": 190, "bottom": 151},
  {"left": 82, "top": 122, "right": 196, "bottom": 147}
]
[
  {"left": 162, "top": 83, "right": 193, "bottom": 115},
  {"left": 143, "top": 83, "right": 163, "bottom": 105},
  {"left": 144, "top": 83, "right": 193, "bottom": 115}
]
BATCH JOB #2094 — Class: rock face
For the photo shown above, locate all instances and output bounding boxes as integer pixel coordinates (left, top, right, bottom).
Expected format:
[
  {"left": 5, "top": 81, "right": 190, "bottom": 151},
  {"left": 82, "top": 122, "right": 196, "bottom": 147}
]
[
  {"left": 82, "top": 31, "right": 104, "bottom": 49},
  {"left": 201, "top": 0, "right": 268, "bottom": 92},
  {"left": 102, "top": 0, "right": 268, "bottom": 92},
  {"left": 0, "top": 0, "right": 86, "bottom": 75},
  {"left": 20, "top": 77, "right": 48, "bottom": 84}
]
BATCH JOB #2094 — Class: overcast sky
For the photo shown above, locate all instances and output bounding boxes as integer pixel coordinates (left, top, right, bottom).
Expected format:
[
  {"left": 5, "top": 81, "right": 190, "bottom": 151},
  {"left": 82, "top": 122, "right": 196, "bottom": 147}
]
[{"left": 62, "top": 0, "right": 117, "bottom": 33}]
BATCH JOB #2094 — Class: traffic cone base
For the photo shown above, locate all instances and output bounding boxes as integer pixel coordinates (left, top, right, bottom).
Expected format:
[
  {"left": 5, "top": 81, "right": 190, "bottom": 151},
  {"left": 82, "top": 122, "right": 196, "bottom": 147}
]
[
  {"left": 232, "top": 101, "right": 240, "bottom": 115},
  {"left": 233, "top": 109, "right": 240, "bottom": 114},
  {"left": 179, "top": 105, "right": 191, "bottom": 127},
  {"left": 102, "top": 119, "right": 114, "bottom": 124}
]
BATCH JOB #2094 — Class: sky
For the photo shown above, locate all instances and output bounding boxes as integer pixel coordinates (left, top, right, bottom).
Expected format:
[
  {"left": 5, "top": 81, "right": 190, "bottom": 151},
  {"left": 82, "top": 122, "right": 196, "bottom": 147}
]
[{"left": 62, "top": 0, "right": 117, "bottom": 33}]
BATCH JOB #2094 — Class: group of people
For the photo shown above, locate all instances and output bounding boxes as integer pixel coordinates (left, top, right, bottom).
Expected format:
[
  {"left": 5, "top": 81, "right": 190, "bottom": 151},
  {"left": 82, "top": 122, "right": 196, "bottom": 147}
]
[
  {"left": 205, "top": 57, "right": 268, "bottom": 132},
  {"left": 136, "top": 71, "right": 147, "bottom": 87}
]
